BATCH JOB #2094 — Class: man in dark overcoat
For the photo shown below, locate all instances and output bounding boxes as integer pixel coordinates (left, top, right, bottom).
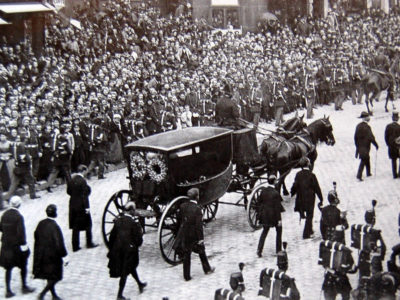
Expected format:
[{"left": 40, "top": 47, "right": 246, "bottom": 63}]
[
  {"left": 256, "top": 174, "right": 285, "bottom": 257},
  {"left": 215, "top": 89, "right": 241, "bottom": 129},
  {"left": 291, "top": 157, "right": 323, "bottom": 239},
  {"left": 384, "top": 111, "right": 400, "bottom": 178},
  {"left": 33, "top": 204, "right": 67, "bottom": 300},
  {"left": 67, "top": 166, "right": 98, "bottom": 252},
  {"left": 173, "top": 188, "right": 214, "bottom": 281},
  {"left": 107, "top": 202, "right": 146, "bottom": 299},
  {"left": 354, "top": 111, "right": 379, "bottom": 181},
  {"left": 0, "top": 196, "right": 35, "bottom": 298}
]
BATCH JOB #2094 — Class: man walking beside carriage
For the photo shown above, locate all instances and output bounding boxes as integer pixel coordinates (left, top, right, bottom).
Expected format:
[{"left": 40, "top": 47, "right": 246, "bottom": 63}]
[
  {"left": 290, "top": 157, "right": 323, "bottom": 239},
  {"left": 107, "top": 202, "right": 147, "bottom": 299},
  {"left": 173, "top": 188, "right": 215, "bottom": 281},
  {"left": 256, "top": 174, "right": 285, "bottom": 257}
]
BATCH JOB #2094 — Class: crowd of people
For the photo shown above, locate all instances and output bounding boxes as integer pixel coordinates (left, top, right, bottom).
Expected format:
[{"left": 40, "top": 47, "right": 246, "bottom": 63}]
[{"left": 0, "top": 1, "right": 400, "bottom": 202}]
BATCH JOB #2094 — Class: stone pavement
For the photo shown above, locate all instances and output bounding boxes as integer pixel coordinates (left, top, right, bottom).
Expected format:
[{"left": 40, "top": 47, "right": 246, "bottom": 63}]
[{"left": 0, "top": 99, "right": 399, "bottom": 300}]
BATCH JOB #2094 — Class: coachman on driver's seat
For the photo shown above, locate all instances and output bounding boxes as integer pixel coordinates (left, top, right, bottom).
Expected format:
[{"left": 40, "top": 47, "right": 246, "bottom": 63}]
[{"left": 215, "top": 82, "right": 243, "bottom": 130}]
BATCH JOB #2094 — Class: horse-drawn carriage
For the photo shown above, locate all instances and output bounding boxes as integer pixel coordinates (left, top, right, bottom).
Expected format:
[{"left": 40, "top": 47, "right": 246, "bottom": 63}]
[{"left": 102, "top": 116, "right": 335, "bottom": 265}]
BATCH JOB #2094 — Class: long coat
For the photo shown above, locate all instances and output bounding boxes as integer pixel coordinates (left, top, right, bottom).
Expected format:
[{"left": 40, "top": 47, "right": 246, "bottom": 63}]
[
  {"left": 354, "top": 121, "right": 378, "bottom": 159},
  {"left": 0, "top": 208, "right": 29, "bottom": 269},
  {"left": 173, "top": 200, "right": 204, "bottom": 253},
  {"left": 291, "top": 169, "right": 323, "bottom": 217},
  {"left": 107, "top": 214, "right": 143, "bottom": 278},
  {"left": 67, "top": 174, "right": 92, "bottom": 231},
  {"left": 257, "top": 186, "right": 285, "bottom": 227},
  {"left": 385, "top": 121, "right": 400, "bottom": 159},
  {"left": 33, "top": 218, "right": 67, "bottom": 281}
]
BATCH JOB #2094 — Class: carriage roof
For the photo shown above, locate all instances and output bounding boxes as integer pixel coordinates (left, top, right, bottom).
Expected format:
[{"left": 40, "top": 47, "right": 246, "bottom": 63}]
[{"left": 125, "top": 127, "right": 233, "bottom": 153}]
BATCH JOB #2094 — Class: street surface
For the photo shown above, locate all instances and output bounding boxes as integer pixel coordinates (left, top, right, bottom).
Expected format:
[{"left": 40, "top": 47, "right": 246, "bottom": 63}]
[{"left": 1, "top": 99, "right": 399, "bottom": 300}]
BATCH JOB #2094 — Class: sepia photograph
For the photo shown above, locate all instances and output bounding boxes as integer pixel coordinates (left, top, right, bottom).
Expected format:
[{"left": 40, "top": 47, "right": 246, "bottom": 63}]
[{"left": 0, "top": 0, "right": 399, "bottom": 299}]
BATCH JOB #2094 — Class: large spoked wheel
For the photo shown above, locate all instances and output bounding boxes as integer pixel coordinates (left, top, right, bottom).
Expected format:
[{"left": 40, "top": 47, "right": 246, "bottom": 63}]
[
  {"left": 102, "top": 190, "right": 132, "bottom": 248},
  {"left": 202, "top": 200, "right": 219, "bottom": 223},
  {"left": 157, "top": 196, "right": 188, "bottom": 265},
  {"left": 247, "top": 186, "right": 264, "bottom": 230}
]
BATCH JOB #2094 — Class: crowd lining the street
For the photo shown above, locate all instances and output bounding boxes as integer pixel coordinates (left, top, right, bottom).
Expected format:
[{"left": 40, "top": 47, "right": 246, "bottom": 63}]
[{"left": 0, "top": 1, "right": 400, "bottom": 201}]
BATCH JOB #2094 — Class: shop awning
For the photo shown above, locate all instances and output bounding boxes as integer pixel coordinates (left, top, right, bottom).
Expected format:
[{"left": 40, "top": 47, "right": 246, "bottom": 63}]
[
  {"left": 211, "top": 0, "right": 239, "bottom": 7},
  {"left": 0, "top": 2, "right": 53, "bottom": 14},
  {"left": 0, "top": 17, "right": 10, "bottom": 25}
]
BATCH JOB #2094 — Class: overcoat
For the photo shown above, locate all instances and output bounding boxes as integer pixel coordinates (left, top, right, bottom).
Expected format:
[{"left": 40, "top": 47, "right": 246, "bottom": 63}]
[
  {"left": 67, "top": 174, "right": 92, "bottom": 231},
  {"left": 385, "top": 121, "right": 400, "bottom": 159},
  {"left": 0, "top": 208, "right": 29, "bottom": 268},
  {"left": 173, "top": 200, "right": 204, "bottom": 253},
  {"left": 291, "top": 169, "right": 322, "bottom": 217},
  {"left": 257, "top": 186, "right": 285, "bottom": 227},
  {"left": 107, "top": 214, "right": 143, "bottom": 278},
  {"left": 354, "top": 121, "right": 378, "bottom": 159},
  {"left": 33, "top": 218, "right": 67, "bottom": 281}
]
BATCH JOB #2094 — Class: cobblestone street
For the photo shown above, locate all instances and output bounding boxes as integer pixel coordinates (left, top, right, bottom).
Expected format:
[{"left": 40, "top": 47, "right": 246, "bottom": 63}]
[{"left": 1, "top": 100, "right": 399, "bottom": 300}]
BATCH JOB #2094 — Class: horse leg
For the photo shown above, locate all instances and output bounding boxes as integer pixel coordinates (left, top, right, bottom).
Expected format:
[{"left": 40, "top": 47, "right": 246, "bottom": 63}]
[
  {"left": 279, "top": 170, "right": 289, "bottom": 196},
  {"left": 365, "top": 93, "right": 372, "bottom": 115}
]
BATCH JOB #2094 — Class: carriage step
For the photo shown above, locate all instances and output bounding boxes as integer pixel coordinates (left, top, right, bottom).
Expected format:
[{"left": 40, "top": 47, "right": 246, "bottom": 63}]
[{"left": 135, "top": 209, "right": 157, "bottom": 218}]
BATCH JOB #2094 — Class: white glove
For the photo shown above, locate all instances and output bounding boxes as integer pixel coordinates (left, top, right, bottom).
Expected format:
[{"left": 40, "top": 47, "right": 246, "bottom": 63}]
[{"left": 20, "top": 245, "right": 29, "bottom": 252}]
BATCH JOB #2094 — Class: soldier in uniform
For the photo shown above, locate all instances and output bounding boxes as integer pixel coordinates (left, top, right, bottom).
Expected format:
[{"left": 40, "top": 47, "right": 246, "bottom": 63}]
[
  {"left": 84, "top": 118, "right": 107, "bottom": 180},
  {"left": 248, "top": 80, "right": 263, "bottom": 128},
  {"left": 357, "top": 201, "right": 386, "bottom": 281},
  {"left": 45, "top": 122, "right": 74, "bottom": 191},
  {"left": 320, "top": 187, "right": 348, "bottom": 243},
  {"left": 291, "top": 157, "right": 323, "bottom": 239},
  {"left": 21, "top": 116, "right": 41, "bottom": 181},
  {"left": 321, "top": 235, "right": 358, "bottom": 300},
  {"left": 384, "top": 111, "right": 400, "bottom": 178},
  {"left": 5, "top": 129, "right": 40, "bottom": 200},
  {"left": 354, "top": 112, "right": 379, "bottom": 181}
]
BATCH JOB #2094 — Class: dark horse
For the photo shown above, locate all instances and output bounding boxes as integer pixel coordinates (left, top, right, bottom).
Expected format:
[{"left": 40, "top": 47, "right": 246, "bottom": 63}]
[
  {"left": 361, "top": 55, "right": 400, "bottom": 115},
  {"left": 260, "top": 116, "right": 335, "bottom": 195}
]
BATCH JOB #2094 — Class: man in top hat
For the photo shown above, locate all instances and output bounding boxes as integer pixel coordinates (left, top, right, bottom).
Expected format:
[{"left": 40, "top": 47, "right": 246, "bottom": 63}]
[
  {"left": 0, "top": 196, "right": 35, "bottom": 298},
  {"left": 291, "top": 157, "right": 323, "bottom": 239},
  {"left": 173, "top": 188, "right": 215, "bottom": 281},
  {"left": 256, "top": 174, "right": 285, "bottom": 257},
  {"left": 354, "top": 111, "right": 379, "bottom": 181},
  {"left": 384, "top": 111, "right": 400, "bottom": 178}
]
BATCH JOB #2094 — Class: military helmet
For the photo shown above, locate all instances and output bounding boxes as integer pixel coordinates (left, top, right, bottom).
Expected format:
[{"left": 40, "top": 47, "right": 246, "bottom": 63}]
[{"left": 327, "top": 190, "right": 339, "bottom": 204}]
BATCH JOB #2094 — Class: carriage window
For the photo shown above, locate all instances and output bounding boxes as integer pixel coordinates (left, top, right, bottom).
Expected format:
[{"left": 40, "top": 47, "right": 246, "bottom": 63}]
[{"left": 169, "top": 135, "right": 232, "bottom": 185}]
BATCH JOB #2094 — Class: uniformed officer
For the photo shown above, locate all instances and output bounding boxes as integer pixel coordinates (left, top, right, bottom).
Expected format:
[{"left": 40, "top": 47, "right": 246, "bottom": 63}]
[
  {"left": 5, "top": 129, "right": 40, "bottom": 200},
  {"left": 320, "top": 187, "right": 348, "bottom": 243}
]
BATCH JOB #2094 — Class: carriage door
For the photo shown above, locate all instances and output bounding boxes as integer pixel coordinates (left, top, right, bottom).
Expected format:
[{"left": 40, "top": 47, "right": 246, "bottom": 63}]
[{"left": 211, "top": 0, "right": 240, "bottom": 29}]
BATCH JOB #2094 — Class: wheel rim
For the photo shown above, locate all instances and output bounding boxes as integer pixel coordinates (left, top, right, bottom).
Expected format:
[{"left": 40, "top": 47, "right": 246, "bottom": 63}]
[
  {"left": 202, "top": 200, "right": 218, "bottom": 223},
  {"left": 247, "top": 187, "right": 263, "bottom": 230},
  {"left": 158, "top": 196, "right": 188, "bottom": 265},
  {"left": 102, "top": 190, "right": 132, "bottom": 248}
]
